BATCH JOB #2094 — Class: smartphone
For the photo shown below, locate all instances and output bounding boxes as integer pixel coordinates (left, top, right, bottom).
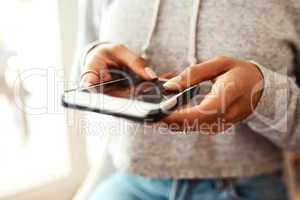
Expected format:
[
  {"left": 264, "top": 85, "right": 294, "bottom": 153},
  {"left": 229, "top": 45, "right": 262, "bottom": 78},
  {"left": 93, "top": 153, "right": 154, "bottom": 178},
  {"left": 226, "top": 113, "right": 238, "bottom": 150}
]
[{"left": 62, "top": 78, "right": 200, "bottom": 122}]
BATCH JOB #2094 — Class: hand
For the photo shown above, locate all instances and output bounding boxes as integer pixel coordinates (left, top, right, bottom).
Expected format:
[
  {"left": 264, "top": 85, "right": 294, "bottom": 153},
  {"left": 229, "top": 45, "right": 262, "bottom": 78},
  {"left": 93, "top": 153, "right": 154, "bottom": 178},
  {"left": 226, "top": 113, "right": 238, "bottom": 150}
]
[
  {"left": 158, "top": 56, "right": 264, "bottom": 134},
  {"left": 80, "top": 43, "right": 158, "bottom": 87}
]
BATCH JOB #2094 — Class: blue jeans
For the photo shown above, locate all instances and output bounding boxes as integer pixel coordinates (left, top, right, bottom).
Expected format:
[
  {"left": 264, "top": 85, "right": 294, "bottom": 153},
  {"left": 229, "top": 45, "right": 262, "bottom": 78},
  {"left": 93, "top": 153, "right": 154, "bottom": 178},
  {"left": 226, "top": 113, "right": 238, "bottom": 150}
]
[{"left": 89, "top": 171, "right": 288, "bottom": 200}]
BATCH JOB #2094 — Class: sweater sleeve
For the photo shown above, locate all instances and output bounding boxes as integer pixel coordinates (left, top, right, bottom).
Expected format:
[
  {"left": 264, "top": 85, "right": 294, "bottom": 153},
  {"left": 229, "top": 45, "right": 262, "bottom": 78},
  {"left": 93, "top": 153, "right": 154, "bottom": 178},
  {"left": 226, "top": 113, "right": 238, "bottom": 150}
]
[
  {"left": 244, "top": 63, "right": 300, "bottom": 153},
  {"left": 71, "top": 0, "right": 102, "bottom": 83},
  {"left": 244, "top": 12, "right": 300, "bottom": 152}
]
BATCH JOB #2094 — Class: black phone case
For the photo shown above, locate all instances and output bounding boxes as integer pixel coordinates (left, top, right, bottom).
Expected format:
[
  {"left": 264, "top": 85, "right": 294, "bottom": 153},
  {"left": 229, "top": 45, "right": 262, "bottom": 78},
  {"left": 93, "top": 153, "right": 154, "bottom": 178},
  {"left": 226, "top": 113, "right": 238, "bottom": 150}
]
[
  {"left": 61, "top": 81, "right": 200, "bottom": 122},
  {"left": 61, "top": 93, "right": 166, "bottom": 122}
]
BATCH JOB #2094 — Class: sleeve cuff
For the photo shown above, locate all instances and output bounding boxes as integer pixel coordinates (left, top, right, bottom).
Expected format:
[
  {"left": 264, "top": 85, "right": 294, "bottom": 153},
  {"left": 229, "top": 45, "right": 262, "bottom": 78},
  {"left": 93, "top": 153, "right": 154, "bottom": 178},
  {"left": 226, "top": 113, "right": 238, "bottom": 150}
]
[{"left": 243, "top": 60, "right": 289, "bottom": 126}]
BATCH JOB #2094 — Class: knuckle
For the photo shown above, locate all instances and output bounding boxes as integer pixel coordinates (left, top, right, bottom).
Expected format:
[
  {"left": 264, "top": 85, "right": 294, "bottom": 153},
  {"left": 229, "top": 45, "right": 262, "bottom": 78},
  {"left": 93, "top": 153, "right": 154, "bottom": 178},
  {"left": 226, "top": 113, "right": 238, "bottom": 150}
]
[
  {"left": 184, "top": 64, "right": 198, "bottom": 75},
  {"left": 223, "top": 82, "right": 236, "bottom": 94},
  {"left": 189, "top": 64, "right": 198, "bottom": 70},
  {"left": 92, "top": 45, "right": 110, "bottom": 57},
  {"left": 111, "top": 43, "right": 126, "bottom": 52},
  {"left": 214, "top": 55, "right": 229, "bottom": 62}
]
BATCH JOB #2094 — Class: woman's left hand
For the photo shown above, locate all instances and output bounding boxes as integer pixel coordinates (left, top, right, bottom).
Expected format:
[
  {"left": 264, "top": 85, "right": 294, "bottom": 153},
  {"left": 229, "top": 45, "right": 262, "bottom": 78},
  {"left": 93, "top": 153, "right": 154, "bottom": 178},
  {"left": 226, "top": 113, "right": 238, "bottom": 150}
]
[{"left": 157, "top": 56, "right": 264, "bottom": 134}]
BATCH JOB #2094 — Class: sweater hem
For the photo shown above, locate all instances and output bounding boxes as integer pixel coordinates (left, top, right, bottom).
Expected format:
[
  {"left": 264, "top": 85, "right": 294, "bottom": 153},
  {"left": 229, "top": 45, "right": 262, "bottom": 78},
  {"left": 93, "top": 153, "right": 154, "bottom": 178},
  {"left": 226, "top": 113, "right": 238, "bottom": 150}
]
[{"left": 114, "top": 157, "right": 283, "bottom": 179}]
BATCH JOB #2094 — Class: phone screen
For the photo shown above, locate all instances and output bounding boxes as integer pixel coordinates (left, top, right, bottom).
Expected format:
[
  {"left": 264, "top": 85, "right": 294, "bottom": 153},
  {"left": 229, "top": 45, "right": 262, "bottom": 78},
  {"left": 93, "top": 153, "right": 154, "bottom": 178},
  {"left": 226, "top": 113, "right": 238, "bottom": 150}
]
[{"left": 81, "top": 78, "right": 177, "bottom": 104}]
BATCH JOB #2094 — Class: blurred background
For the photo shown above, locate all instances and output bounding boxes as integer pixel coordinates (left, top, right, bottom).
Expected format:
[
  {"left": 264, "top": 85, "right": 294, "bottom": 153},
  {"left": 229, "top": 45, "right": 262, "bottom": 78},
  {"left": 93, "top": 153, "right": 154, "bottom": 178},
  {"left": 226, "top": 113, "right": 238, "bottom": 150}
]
[
  {"left": 0, "top": 0, "right": 104, "bottom": 199},
  {"left": 0, "top": 0, "right": 299, "bottom": 199}
]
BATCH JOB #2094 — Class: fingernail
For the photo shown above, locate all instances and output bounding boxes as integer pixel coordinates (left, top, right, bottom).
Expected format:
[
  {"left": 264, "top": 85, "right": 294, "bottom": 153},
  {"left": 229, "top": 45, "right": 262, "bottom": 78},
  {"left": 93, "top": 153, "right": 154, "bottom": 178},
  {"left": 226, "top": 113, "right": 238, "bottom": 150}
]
[
  {"left": 145, "top": 67, "right": 158, "bottom": 79},
  {"left": 163, "top": 76, "right": 182, "bottom": 88}
]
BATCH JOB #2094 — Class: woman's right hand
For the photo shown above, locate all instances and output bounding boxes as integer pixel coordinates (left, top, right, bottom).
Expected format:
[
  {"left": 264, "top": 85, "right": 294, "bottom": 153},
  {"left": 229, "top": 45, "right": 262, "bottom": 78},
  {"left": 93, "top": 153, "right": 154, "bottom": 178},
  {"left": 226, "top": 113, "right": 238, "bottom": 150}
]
[{"left": 80, "top": 43, "right": 158, "bottom": 87}]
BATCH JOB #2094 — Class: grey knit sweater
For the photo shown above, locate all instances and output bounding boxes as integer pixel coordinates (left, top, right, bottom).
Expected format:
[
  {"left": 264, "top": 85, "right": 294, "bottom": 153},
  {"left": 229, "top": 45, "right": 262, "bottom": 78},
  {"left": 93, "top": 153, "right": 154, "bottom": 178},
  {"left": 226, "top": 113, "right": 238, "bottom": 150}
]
[{"left": 73, "top": 0, "right": 300, "bottom": 178}]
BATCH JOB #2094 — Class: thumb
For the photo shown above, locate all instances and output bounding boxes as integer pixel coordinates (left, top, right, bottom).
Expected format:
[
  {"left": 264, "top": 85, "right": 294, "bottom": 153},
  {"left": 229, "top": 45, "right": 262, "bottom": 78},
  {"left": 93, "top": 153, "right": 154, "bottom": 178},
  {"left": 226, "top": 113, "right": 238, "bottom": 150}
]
[{"left": 163, "top": 56, "right": 231, "bottom": 91}]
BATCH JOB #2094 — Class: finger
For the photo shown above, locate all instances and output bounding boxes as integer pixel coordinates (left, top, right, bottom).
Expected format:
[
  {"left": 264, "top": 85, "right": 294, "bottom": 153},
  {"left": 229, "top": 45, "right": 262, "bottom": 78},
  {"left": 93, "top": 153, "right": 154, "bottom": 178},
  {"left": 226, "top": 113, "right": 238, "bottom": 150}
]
[
  {"left": 161, "top": 92, "right": 227, "bottom": 126},
  {"left": 80, "top": 72, "right": 100, "bottom": 88},
  {"left": 153, "top": 118, "right": 232, "bottom": 133},
  {"left": 157, "top": 106, "right": 233, "bottom": 133},
  {"left": 224, "top": 102, "right": 243, "bottom": 124},
  {"left": 159, "top": 71, "right": 177, "bottom": 79},
  {"left": 159, "top": 106, "right": 221, "bottom": 132},
  {"left": 160, "top": 75, "right": 242, "bottom": 128},
  {"left": 198, "top": 72, "right": 243, "bottom": 114},
  {"left": 160, "top": 105, "right": 206, "bottom": 128},
  {"left": 163, "top": 56, "right": 232, "bottom": 91},
  {"left": 80, "top": 54, "right": 113, "bottom": 87},
  {"left": 80, "top": 67, "right": 112, "bottom": 88},
  {"left": 159, "top": 105, "right": 235, "bottom": 133},
  {"left": 224, "top": 96, "right": 253, "bottom": 124},
  {"left": 113, "top": 44, "right": 158, "bottom": 80}
]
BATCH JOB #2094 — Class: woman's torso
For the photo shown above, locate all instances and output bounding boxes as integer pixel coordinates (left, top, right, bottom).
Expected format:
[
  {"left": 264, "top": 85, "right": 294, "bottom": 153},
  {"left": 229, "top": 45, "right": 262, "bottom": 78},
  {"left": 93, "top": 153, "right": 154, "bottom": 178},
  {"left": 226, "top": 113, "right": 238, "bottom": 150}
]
[{"left": 91, "top": 0, "right": 299, "bottom": 178}]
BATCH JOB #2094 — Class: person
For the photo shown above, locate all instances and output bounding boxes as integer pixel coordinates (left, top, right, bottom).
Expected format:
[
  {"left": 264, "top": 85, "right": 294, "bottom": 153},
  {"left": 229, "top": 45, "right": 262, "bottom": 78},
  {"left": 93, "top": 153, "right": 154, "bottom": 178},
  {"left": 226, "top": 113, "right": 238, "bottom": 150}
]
[{"left": 74, "top": 0, "right": 300, "bottom": 199}]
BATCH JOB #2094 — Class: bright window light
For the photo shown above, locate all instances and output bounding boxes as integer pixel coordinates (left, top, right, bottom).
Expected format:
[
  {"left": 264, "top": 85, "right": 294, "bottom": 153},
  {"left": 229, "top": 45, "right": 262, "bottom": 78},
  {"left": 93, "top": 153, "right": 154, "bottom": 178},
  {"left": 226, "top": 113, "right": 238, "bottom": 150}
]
[{"left": 0, "top": 0, "right": 70, "bottom": 197}]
